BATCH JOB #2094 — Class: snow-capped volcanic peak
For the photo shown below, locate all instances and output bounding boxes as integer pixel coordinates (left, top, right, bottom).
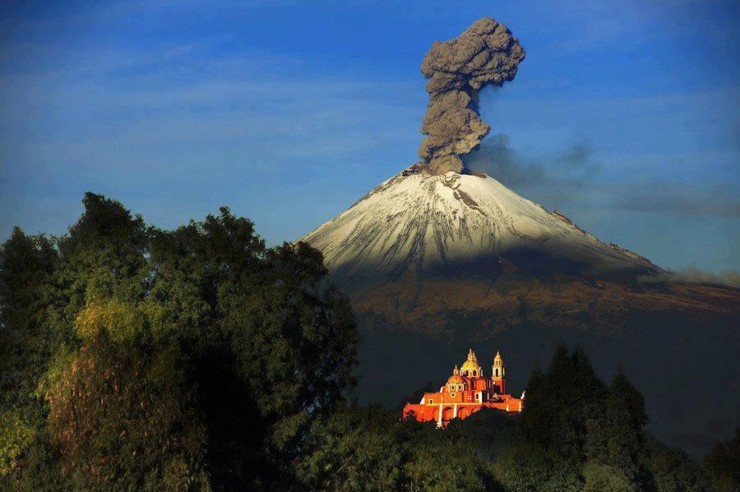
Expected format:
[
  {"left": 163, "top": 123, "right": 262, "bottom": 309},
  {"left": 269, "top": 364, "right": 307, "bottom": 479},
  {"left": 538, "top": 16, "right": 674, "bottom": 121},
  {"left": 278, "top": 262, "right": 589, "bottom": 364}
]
[{"left": 301, "top": 170, "right": 656, "bottom": 280}]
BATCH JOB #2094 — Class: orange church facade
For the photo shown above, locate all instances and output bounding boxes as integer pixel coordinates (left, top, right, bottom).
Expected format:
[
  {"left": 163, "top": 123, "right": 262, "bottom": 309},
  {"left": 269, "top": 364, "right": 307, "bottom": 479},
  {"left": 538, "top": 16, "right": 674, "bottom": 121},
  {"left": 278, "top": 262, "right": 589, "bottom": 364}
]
[{"left": 402, "top": 349, "right": 523, "bottom": 426}]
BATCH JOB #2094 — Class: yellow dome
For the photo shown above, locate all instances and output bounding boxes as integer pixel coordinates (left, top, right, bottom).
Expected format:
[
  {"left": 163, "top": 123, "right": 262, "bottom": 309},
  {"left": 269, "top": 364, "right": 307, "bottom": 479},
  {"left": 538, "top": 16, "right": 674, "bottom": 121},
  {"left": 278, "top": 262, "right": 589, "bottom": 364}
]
[
  {"left": 460, "top": 349, "right": 482, "bottom": 376},
  {"left": 460, "top": 359, "right": 480, "bottom": 372}
]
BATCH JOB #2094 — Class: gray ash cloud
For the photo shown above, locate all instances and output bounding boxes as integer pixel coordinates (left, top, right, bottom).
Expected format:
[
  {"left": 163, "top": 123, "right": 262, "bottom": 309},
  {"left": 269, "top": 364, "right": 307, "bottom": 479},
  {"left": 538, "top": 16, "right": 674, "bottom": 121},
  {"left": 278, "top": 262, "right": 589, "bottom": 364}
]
[
  {"left": 641, "top": 268, "right": 740, "bottom": 288},
  {"left": 463, "top": 134, "right": 600, "bottom": 204},
  {"left": 418, "top": 17, "right": 525, "bottom": 175}
]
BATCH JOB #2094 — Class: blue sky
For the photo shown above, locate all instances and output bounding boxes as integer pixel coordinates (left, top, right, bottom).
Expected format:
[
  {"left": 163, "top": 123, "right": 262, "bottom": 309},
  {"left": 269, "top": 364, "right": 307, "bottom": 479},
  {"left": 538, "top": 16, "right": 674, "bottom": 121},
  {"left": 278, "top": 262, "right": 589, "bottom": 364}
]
[{"left": 1, "top": 0, "right": 738, "bottom": 273}]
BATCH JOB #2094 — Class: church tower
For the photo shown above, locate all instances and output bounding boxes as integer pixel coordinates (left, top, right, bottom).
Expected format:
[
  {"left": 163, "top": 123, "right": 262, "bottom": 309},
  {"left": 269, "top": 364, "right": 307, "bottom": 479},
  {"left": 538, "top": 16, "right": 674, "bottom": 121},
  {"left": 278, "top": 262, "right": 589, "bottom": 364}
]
[{"left": 491, "top": 351, "right": 506, "bottom": 394}]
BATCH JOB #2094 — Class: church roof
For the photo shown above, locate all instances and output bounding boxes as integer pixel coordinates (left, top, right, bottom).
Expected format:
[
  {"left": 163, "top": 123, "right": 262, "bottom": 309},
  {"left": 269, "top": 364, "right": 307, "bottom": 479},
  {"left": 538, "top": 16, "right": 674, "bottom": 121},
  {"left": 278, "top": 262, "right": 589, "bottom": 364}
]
[{"left": 446, "top": 374, "right": 465, "bottom": 385}]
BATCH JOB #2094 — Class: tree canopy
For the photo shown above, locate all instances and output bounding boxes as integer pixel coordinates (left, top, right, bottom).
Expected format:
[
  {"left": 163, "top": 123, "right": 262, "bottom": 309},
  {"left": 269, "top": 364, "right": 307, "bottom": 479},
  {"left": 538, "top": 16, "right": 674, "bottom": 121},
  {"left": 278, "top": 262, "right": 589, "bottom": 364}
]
[{"left": 1, "top": 193, "right": 357, "bottom": 490}]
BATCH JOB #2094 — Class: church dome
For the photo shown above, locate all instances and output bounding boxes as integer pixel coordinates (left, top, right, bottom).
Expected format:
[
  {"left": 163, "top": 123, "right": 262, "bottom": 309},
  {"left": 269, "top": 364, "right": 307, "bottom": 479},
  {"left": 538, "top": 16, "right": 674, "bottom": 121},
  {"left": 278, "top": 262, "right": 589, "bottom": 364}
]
[
  {"left": 460, "top": 359, "right": 481, "bottom": 373},
  {"left": 460, "top": 349, "right": 482, "bottom": 376},
  {"left": 446, "top": 374, "right": 465, "bottom": 386}
]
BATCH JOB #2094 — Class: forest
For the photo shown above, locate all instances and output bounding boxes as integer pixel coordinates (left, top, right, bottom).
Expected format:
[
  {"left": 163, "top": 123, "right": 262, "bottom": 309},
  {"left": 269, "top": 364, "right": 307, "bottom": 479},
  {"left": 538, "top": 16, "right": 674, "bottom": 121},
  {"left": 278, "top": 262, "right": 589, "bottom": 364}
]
[{"left": 1, "top": 193, "right": 738, "bottom": 491}]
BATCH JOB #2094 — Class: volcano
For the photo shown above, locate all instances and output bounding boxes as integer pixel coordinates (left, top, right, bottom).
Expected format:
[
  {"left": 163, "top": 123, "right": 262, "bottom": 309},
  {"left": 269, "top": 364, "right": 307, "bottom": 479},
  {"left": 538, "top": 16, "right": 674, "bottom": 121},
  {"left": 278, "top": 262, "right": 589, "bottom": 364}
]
[
  {"left": 300, "top": 166, "right": 740, "bottom": 459},
  {"left": 303, "top": 169, "right": 658, "bottom": 289}
]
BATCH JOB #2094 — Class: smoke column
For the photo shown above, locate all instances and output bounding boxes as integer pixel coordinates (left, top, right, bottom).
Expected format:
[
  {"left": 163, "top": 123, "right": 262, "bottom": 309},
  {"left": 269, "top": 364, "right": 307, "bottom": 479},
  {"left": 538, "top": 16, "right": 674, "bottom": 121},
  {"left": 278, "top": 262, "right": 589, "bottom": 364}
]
[{"left": 418, "top": 17, "right": 525, "bottom": 175}]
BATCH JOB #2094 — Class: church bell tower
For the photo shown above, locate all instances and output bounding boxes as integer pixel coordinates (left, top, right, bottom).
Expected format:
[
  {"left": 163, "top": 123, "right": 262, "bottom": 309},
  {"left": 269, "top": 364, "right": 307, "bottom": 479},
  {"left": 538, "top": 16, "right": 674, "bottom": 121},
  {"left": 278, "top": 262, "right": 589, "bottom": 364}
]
[{"left": 491, "top": 351, "right": 506, "bottom": 394}]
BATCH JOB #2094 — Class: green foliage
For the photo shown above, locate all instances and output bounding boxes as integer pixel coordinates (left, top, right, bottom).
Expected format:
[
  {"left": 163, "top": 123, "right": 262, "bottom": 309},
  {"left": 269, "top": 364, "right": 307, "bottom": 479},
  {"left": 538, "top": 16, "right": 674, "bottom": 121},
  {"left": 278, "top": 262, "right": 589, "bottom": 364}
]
[
  {"left": 444, "top": 408, "right": 519, "bottom": 462},
  {"left": 505, "top": 345, "right": 659, "bottom": 490},
  {"left": 298, "top": 406, "right": 405, "bottom": 490},
  {"left": 298, "top": 405, "right": 502, "bottom": 491},
  {"left": 0, "top": 228, "right": 59, "bottom": 403},
  {"left": 1, "top": 194, "right": 358, "bottom": 490},
  {"left": 583, "top": 369, "right": 650, "bottom": 487},
  {"left": 648, "top": 438, "right": 709, "bottom": 491},
  {"left": 42, "top": 302, "right": 208, "bottom": 490},
  {"left": 74, "top": 300, "right": 148, "bottom": 342},
  {"left": 704, "top": 428, "right": 740, "bottom": 492},
  {"left": 582, "top": 461, "right": 636, "bottom": 492},
  {"left": 0, "top": 228, "right": 60, "bottom": 484},
  {"left": 56, "top": 193, "right": 150, "bottom": 319},
  {"left": 144, "top": 209, "right": 358, "bottom": 487},
  {"left": 402, "top": 417, "right": 500, "bottom": 492},
  {"left": 0, "top": 410, "right": 36, "bottom": 478},
  {"left": 494, "top": 443, "right": 582, "bottom": 492},
  {"left": 520, "top": 345, "right": 607, "bottom": 457}
]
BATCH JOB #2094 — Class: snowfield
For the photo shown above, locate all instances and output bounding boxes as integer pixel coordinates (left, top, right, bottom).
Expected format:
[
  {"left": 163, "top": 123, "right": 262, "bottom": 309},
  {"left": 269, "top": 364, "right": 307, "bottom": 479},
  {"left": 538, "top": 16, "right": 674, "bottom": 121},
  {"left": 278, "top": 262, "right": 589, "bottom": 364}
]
[{"left": 302, "top": 170, "right": 657, "bottom": 279}]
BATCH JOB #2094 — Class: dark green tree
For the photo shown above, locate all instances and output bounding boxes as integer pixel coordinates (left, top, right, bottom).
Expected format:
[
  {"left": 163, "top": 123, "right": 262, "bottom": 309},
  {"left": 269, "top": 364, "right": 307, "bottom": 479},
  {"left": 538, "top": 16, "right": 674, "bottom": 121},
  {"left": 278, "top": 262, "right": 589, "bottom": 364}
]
[
  {"left": 0, "top": 228, "right": 60, "bottom": 482},
  {"left": 297, "top": 405, "right": 406, "bottom": 490},
  {"left": 299, "top": 405, "right": 502, "bottom": 491},
  {"left": 648, "top": 438, "right": 708, "bottom": 492},
  {"left": 704, "top": 428, "right": 740, "bottom": 492},
  {"left": 56, "top": 193, "right": 150, "bottom": 318},
  {"left": 581, "top": 461, "right": 635, "bottom": 492},
  {"left": 516, "top": 344, "right": 607, "bottom": 487},
  {"left": 147, "top": 209, "right": 358, "bottom": 488},
  {"left": 496, "top": 443, "right": 583, "bottom": 491}
]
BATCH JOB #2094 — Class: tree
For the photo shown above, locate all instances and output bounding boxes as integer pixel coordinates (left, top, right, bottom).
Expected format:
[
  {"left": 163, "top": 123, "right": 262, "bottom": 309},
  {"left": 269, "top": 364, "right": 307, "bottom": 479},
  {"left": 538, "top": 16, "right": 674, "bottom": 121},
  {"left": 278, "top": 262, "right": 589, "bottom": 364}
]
[
  {"left": 299, "top": 405, "right": 502, "bottom": 491},
  {"left": 42, "top": 301, "right": 208, "bottom": 490},
  {"left": 0, "top": 228, "right": 59, "bottom": 482},
  {"left": 56, "top": 193, "right": 150, "bottom": 317},
  {"left": 297, "top": 406, "right": 406, "bottom": 490},
  {"left": 704, "top": 428, "right": 740, "bottom": 492},
  {"left": 517, "top": 344, "right": 607, "bottom": 486},
  {"left": 494, "top": 443, "right": 580, "bottom": 492},
  {"left": 513, "top": 344, "right": 663, "bottom": 490},
  {"left": 147, "top": 209, "right": 358, "bottom": 488},
  {"left": 605, "top": 370, "right": 648, "bottom": 482},
  {"left": 397, "top": 381, "right": 436, "bottom": 413},
  {"left": 582, "top": 461, "right": 636, "bottom": 492},
  {"left": 648, "top": 438, "right": 708, "bottom": 492}
]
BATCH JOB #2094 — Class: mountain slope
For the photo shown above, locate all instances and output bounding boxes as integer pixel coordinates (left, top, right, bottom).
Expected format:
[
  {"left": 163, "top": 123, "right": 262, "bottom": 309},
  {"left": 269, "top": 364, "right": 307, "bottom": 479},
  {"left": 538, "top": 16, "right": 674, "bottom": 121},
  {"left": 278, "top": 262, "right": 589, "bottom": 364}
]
[{"left": 303, "top": 170, "right": 657, "bottom": 288}]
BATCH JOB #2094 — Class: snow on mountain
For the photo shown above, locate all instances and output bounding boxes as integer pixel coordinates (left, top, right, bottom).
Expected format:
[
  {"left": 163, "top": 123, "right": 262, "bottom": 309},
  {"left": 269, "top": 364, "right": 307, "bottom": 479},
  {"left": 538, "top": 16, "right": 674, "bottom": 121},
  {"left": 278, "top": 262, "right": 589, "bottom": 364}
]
[{"left": 301, "top": 169, "right": 658, "bottom": 282}]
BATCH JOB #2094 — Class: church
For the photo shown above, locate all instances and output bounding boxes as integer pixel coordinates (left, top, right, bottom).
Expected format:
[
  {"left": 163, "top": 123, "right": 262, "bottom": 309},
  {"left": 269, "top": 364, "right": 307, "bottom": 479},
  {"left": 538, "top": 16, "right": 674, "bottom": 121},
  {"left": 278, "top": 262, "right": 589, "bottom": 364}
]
[{"left": 402, "top": 349, "right": 524, "bottom": 426}]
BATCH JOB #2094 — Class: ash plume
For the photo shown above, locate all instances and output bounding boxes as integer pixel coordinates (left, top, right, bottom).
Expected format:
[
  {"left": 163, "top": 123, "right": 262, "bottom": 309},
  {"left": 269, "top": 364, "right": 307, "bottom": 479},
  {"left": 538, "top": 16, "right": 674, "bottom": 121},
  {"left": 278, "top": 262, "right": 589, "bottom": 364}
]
[
  {"left": 640, "top": 268, "right": 740, "bottom": 289},
  {"left": 418, "top": 17, "right": 525, "bottom": 175}
]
